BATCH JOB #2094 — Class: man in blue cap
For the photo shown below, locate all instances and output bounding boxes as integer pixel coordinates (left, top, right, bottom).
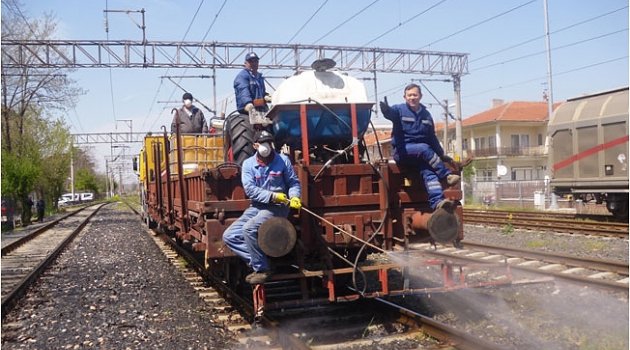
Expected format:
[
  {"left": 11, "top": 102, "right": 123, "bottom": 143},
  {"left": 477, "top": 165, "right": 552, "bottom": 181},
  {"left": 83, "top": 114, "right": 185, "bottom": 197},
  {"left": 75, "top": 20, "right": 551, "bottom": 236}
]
[
  {"left": 233, "top": 52, "right": 271, "bottom": 114},
  {"left": 222, "top": 130, "right": 301, "bottom": 284}
]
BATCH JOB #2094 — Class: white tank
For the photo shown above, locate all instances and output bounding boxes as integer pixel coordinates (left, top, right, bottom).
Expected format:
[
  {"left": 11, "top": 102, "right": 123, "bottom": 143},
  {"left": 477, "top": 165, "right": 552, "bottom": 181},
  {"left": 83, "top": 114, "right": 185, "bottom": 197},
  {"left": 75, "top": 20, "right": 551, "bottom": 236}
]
[{"left": 272, "top": 70, "right": 369, "bottom": 105}]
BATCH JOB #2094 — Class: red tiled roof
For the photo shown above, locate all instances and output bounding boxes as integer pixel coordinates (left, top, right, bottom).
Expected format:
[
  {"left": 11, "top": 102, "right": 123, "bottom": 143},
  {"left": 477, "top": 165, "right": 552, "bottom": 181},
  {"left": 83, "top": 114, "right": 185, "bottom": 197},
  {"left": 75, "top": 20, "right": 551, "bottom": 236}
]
[
  {"left": 462, "top": 101, "right": 561, "bottom": 127},
  {"left": 363, "top": 130, "right": 391, "bottom": 146}
]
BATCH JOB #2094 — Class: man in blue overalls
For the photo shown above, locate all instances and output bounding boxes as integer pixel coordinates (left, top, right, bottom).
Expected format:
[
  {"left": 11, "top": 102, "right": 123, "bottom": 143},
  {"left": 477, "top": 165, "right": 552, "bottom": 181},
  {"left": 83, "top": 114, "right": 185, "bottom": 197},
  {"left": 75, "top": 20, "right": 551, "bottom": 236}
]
[
  {"left": 380, "top": 83, "right": 460, "bottom": 210},
  {"left": 233, "top": 52, "right": 271, "bottom": 114},
  {"left": 223, "top": 130, "right": 301, "bottom": 284}
]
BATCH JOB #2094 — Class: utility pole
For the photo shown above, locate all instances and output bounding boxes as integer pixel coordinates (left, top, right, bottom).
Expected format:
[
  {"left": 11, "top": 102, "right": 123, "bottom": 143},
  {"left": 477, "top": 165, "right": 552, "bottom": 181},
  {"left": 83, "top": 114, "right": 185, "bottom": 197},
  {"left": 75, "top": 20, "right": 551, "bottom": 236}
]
[
  {"left": 452, "top": 75, "right": 464, "bottom": 205},
  {"left": 70, "top": 148, "right": 75, "bottom": 200},
  {"left": 544, "top": 0, "right": 557, "bottom": 209},
  {"left": 452, "top": 75, "right": 463, "bottom": 162},
  {"left": 442, "top": 99, "right": 449, "bottom": 152}
]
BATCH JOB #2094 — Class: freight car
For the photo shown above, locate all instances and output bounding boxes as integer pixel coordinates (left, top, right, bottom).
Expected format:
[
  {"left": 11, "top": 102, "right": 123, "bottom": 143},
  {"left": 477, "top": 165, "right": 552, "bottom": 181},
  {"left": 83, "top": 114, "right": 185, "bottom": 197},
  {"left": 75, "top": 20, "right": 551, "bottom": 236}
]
[
  {"left": 548, "top": 87, "right": 629, "bottom": 220},
  {"left": 136, "top": 59, "right": 465, "bottom": 315}
]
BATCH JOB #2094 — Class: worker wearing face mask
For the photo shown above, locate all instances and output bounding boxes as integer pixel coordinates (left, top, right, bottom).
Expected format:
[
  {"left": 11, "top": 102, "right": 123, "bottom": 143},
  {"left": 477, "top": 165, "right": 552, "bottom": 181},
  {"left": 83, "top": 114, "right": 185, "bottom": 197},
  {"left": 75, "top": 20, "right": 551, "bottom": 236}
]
[
  {"left": 171, "top": 92, "right": 209, "bottom": 133},
  {"left": 222, "top": 130, "right": 301, "bottom": 285}
]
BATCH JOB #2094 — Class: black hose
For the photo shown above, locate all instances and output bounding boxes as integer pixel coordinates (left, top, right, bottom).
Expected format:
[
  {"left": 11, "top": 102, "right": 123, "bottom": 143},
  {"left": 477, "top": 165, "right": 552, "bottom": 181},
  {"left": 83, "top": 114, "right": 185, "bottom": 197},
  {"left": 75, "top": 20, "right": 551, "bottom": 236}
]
[{"left": 350, "top": 161, "right": 390, "bottom": 296}]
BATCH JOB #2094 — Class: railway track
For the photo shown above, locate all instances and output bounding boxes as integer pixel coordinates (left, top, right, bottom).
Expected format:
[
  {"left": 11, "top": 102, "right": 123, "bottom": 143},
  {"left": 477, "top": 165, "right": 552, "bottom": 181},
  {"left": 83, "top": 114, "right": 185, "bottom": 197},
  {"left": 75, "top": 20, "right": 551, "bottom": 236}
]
[
  {"left": 463, "top": 209, "right": 628, "bottom": 238},
  {"left": 121, "top": 200, "right": 505, "bottom": 349},
  {"left": 410, "top": 241, "right": 629, "bottom": 292},
  {"left": 1, "top": 203, "right": 105, "bottom": 318},
  {"left": 149, "top": 230, "right": 507, "bottom": 349}
]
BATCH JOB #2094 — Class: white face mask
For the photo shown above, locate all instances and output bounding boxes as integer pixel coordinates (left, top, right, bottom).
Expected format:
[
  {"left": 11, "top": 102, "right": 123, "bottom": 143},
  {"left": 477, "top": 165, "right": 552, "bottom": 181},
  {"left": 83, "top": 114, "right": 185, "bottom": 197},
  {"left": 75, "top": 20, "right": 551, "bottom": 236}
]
[
  {"left": 257, "top": 142, "right": 272, "bottom": 157},
  {"left": 184, "top": 99, "right": 193, "bottom": 108}
]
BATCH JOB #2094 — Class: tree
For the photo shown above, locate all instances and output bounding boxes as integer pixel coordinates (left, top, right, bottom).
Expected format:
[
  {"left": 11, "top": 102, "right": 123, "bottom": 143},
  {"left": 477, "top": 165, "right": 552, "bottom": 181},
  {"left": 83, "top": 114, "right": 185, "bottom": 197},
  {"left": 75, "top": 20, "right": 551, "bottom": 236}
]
[
  {"left": 1, "top": 0, "right": 85, "bottom": 222},
  {"left": 34, "top": 119, "right": 72, "bottom": 209},
  {"left": 1, "top": 1, "right": 84, "bottom": 153}
]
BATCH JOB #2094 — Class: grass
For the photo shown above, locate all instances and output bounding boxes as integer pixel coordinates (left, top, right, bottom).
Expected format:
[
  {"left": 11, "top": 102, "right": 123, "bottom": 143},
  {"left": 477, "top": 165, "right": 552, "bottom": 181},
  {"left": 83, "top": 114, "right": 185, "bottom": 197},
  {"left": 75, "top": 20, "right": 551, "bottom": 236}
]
[
  {"left": 525, "top": 240, "right": 546, "bottom": 249},
  {"left": 582, "top": 240, "right": 607, "bottom": 251}
]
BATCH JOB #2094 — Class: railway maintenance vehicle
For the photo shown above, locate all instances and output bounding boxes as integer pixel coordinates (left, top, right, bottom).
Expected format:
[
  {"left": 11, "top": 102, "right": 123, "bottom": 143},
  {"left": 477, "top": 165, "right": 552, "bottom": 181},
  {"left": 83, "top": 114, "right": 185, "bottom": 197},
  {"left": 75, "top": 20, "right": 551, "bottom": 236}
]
[{"left": 136, "top": 59, "right": 471, "bottom": 317}]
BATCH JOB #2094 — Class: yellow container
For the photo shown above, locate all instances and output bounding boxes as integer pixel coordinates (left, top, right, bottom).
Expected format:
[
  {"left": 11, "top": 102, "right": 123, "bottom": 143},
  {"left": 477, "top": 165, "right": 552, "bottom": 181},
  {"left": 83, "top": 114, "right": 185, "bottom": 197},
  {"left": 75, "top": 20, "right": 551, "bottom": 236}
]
[
  {"left": 139, "top": 135, "right": 167, "bottom": 182},
  {"left": 169, "top": 134, "right": 224, "bottom": 175}
]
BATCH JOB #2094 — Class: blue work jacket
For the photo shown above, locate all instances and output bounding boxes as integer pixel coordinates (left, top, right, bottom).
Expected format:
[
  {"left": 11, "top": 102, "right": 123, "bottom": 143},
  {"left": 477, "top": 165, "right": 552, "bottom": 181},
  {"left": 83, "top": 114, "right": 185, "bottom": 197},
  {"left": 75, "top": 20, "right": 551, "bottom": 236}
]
[
  {"left": 383, "top": 103, "right": 445, "bottom": 158},
  {"left": 241, "top": 152, "right": 301, "bottom": 207},
  {"left": 234, "top": 69, "right": 266, "bottom": 112}
]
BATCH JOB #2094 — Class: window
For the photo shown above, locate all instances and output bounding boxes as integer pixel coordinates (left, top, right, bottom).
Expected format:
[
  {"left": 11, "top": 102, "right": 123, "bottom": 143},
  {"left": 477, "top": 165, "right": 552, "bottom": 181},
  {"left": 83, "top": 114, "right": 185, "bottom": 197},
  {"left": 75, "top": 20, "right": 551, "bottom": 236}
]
[
  {"left": 474, "top": 137, "right": 486, "bottom": 149},
  {"left": 521, "top": 134, "right": 530, "bottom": 148},
  {"left": 463, "top": 138, "right": 468, "bottom": 150},
  {"left": 511, "top": 167, "right": 534, "bottom": 180},
  {"left": 481, "top": 169, "right": 493, "bottom": 181},
  {"left": 538, "top": 134, "right": 543, "bottom": 146},
  {"left": 488, "top": 135, "right": 496, "bottom": 149},
  {"left": 510, "top": 134, "right": 530, "bottom": 148}
]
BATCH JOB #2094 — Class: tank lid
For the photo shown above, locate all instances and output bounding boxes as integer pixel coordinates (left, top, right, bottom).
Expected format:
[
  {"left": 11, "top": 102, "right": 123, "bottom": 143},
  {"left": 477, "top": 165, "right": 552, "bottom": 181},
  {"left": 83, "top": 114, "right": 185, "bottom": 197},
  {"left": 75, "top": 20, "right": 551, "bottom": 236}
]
[{"left": 311, "top": 58, "right": 336, "bottom": 72}]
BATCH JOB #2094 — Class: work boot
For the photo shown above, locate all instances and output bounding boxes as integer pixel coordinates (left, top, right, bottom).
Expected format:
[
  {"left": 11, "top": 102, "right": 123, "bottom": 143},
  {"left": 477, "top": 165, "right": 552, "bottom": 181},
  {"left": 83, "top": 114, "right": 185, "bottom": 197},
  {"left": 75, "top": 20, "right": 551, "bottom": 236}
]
[
  {"left": 446, "top": 174, "right": 460, "bottom": 186},
  {"left": 246, "top": 271, "right": 271, "bottom": 285},
  {"left": 435, "top": 198, "right": 453, "bottom": 211}
]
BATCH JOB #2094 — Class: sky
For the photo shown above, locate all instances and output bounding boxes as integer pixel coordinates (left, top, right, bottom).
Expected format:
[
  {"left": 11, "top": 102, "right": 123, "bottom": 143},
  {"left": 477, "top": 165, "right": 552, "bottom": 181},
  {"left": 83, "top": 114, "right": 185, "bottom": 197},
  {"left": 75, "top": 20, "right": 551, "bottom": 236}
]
[{"left": 16, "top": 0, "right": 630, "bottom": 180}]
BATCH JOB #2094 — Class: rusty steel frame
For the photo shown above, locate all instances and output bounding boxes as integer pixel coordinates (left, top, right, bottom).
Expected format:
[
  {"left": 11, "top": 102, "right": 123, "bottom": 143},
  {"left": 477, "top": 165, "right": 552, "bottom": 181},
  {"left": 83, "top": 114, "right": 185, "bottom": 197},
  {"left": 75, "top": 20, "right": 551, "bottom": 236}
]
[{"left": 142, "top": 100, "right": 465, "bottom": 314}]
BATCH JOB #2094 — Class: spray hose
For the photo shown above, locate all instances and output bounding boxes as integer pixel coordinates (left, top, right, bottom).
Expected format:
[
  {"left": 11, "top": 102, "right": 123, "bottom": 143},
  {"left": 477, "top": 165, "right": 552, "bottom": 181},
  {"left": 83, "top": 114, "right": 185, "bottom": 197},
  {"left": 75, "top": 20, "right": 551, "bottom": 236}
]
[{"left": 299, "top": 206, "right": 387, "bottom": 255}]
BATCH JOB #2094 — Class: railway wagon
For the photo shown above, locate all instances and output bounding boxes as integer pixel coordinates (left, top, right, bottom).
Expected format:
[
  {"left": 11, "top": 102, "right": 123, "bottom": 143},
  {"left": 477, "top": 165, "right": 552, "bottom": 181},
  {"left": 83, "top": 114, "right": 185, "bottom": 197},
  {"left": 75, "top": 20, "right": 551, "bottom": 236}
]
[
  {"left": 137, "top": 60, "right": 464, "bottom": 314},
  {"left": 548, "top": 87, "right": 629, "bottom": 219}
]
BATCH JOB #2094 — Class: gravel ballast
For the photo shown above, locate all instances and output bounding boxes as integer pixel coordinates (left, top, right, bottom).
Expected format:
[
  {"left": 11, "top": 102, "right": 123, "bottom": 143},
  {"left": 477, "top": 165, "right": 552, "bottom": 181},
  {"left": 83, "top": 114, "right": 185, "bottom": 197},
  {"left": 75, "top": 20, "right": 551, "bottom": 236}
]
[{"left": 1, "top": 203, "right": 235, "bottom": 349}]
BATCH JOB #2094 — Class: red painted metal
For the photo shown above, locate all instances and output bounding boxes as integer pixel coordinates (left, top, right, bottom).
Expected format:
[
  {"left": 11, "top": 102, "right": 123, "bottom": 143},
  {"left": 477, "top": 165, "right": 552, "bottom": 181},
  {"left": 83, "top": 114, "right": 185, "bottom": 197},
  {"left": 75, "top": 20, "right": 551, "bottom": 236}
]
[
  {"left": 300, "top": 104, "right": 309, "bottom": 166},
  {"left": 553, "top": 134, "right": 629, "bottom": 171},
  {"left": 350, "top": 103, "right": 359, "bottom": 164}
]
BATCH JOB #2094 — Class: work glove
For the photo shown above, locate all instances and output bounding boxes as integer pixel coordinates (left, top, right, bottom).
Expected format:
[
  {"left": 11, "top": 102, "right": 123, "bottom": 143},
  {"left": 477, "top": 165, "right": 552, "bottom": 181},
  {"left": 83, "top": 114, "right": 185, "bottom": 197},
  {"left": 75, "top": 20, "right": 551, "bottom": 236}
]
[
  {"left": 379, "top": 97, "right": 391, "bottom": 117},
  {"left": 264, "top": 94, "right": 272, "bottom": 103},
  {"left": 272, "top": 192, "right": 288, "bottom": 204},
  {"left": 244, "top": 103, "right": 254, "bottom": 113},
  {"left": 289, "top": 197, "right": 302, "bottom": 210},
  {"left": 440, "top": 155, "right": 454, "bottom": 163}
]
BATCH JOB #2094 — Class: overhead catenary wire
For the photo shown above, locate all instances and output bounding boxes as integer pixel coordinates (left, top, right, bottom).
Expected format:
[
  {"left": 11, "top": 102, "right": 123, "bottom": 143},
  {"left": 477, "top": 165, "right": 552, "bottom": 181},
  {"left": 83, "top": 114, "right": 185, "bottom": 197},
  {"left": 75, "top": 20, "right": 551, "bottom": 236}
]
[
  {"left": 312, "top": 0, "right": 381, "bottom": 44},
  {"left": 362, "top": 0, "right": 447, "bottom": 47},
  {"left": 148, "top": 0, "right": 228, "bottom": 132},
  {"left": 471, "top": 28, "right": 628, "bottom": 72},
  {"left": 464, "top": 55, "right": 629, "bottom": 98},
  {"left": 104, "top": 0, "right": 117, "bottom": 124},
  {"left": 419, "top": 0, "right": 537, "bottom": 49},
  {"left": 470, "top": 5, "right": 629, "bottom": 63},
  {"left": 286, "top": 0, "right": 329, "bottom": 44},
  {"left": 142, "top": 0, "right": 206, "bottom": 131}
]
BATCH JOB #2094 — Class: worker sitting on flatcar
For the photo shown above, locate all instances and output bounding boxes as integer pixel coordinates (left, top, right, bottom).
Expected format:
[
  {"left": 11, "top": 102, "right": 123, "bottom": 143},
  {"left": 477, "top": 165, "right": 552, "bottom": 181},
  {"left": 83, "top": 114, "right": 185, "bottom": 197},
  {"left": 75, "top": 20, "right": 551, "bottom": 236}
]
[
  {"left": 380, "top": 83, "right": 460, "bottom": 210},
  {"left": 222, "top": 130, "right": 301, "bottom": 284}
]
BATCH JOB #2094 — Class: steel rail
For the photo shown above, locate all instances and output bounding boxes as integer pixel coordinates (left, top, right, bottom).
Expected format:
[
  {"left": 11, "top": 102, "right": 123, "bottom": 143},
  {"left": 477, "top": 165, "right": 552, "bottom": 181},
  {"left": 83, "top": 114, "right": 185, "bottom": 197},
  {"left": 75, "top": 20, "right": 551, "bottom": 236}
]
[
  {"left": 1, "top": 203, "right": 107, "bottom": 319},
  {"left": 464, "top": 212, "right": 628, "bottom": 237},
  {"left": 374, "top": 296, "right": 505, "bottom": 350},
  {"left": 120, "top": 197, "right": 312, "bottom": 350},
  {"left": 462, "top": 241, "right": 628, "bottom": 275},
  {"left": 1, "top": 206, "right": 88, "bottom": 255},
  {"left": 127, "top": 199, "right": 507, "bottom": 349},
  {"left": 412, "top": 243, "right": 629, "bottom": 293}
]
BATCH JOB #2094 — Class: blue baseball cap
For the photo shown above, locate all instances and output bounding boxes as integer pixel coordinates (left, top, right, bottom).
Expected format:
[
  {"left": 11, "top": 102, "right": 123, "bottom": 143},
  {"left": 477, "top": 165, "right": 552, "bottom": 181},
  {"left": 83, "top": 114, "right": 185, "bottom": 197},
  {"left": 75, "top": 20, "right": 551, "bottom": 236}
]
[
  {"left": 245, "top": 52, "right": 259, "bottom": 61},
  {"left": 254, "top": 130, "right": 274, "bottom": 143}
]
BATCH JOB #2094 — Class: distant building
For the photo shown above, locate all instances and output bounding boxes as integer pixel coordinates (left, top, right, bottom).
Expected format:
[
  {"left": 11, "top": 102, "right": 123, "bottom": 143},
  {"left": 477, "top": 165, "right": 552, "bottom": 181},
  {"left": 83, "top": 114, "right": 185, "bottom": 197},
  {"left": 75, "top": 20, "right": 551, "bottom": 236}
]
[
  {"left": 363, "top": 126, "right": 393, "bottom": 161},
  {"left": 438, "top": 99, "right": 560, "bottom": 206}
]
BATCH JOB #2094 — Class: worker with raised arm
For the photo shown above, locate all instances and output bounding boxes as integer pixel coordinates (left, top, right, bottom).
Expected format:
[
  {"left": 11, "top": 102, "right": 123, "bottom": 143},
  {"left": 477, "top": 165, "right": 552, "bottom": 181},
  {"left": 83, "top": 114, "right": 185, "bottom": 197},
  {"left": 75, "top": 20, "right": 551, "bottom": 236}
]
[{"left": 380, "top": 83, "right": 460, "bottom": 210}]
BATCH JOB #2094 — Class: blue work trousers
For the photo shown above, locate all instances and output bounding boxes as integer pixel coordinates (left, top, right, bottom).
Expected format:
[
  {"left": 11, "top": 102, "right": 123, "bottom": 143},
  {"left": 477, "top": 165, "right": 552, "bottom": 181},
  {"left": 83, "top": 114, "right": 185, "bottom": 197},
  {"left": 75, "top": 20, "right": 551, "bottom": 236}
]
[
  {"left": 222, "top": 205, "right": 288, "bottom": 272},
  {"left": 396, "top": 143, "right": 451, "bottom": 209}
]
